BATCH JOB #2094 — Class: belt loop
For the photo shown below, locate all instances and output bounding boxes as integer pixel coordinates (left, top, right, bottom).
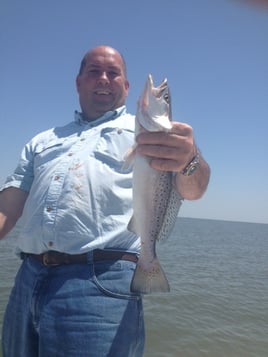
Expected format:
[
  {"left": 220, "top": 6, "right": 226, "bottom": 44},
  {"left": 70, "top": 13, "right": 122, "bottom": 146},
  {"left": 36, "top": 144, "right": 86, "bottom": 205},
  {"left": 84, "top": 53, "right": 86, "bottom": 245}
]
[
  {"left": 86, "top": 250, "right": 94, "bottom": 264},
  {"left": 20, "top": 252, "right": 28, "bottom": 260}
]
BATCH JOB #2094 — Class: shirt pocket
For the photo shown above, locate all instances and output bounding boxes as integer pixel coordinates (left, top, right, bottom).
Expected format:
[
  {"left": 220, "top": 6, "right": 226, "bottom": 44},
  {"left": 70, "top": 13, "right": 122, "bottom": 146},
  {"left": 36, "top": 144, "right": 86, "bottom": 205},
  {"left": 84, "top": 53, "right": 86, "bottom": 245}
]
[
  {"left": 94, "top": 127, "right": 134, "bottom": 174},
  {"left": 33, "top": 139, "right": 66, "bottom": 170}
]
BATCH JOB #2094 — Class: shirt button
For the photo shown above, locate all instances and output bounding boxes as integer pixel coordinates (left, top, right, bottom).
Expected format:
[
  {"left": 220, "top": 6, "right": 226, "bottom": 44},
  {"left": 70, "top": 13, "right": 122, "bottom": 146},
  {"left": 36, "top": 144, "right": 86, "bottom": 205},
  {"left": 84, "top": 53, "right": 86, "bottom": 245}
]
[
  {"left": 46, "top": 207, "right": 52, "bottom": 212},
  {"left": 48, "top": 241, "right": 54, "bottom": 247},
  {"left": 80, "top": 138, "right": 86, "bottom": 141},
  {"left": 54, "top": 175, "right": 60, "bottom": 180},
  {"left": 68, "top": 153, "right": 73, "bottom": 157}
]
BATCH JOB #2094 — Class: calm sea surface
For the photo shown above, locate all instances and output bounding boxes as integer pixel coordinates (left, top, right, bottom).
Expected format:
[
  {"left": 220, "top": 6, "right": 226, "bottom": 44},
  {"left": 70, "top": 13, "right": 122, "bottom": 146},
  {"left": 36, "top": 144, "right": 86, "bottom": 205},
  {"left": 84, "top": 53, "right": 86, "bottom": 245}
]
[{"left": 1, "top": 217, "right": 268, "bottom": 357}]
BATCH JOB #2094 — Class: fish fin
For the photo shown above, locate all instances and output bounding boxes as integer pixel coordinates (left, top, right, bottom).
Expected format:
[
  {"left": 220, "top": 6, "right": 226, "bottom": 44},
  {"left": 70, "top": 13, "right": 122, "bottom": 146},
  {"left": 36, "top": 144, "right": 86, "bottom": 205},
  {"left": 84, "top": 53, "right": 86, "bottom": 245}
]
[
  {"left": 122, "top": 146, "right": 136, "bottom": 171},
  {"left": 130, "top": 257, "right": 170, "bottom": 294},
  {"left": 127, "top": 215, "right": 138, "bottom": 235}
]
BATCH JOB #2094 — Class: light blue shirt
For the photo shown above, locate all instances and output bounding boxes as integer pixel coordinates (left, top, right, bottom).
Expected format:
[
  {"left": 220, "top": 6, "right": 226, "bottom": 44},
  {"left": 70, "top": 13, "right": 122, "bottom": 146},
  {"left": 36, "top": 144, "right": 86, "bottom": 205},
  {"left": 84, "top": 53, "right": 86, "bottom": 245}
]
[{"left": 1, "top": 107, "right": 140, "bottom": 254}]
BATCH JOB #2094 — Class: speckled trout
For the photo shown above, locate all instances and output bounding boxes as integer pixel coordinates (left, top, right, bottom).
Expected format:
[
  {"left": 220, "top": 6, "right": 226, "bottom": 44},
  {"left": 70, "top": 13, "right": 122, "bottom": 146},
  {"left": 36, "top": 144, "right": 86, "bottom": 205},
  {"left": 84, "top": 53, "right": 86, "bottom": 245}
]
[{"left": 126, "top": 74, "right": 183, "bottom": 294}]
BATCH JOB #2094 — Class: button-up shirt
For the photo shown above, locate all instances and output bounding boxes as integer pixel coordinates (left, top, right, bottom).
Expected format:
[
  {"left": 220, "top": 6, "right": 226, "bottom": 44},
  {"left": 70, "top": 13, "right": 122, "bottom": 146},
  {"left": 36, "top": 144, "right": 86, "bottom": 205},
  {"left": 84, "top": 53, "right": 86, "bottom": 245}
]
[{"left": 1, "top": 106, "right": 140, "bottom": 254}]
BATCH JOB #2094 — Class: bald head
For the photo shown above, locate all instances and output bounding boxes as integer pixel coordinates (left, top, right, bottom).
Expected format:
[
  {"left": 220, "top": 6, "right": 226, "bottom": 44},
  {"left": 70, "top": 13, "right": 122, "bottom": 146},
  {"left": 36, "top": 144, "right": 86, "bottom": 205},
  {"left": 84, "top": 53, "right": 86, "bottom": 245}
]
[{"left": 78, "top": 46, "right": 127, "bottom": 77}]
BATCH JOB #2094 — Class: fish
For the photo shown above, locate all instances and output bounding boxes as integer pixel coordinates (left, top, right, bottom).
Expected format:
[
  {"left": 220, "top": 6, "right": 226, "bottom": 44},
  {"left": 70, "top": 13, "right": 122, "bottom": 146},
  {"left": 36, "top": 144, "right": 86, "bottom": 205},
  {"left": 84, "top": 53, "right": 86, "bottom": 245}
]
[{"left": 126, "top": 74, "right": 183, "bottom": 294}]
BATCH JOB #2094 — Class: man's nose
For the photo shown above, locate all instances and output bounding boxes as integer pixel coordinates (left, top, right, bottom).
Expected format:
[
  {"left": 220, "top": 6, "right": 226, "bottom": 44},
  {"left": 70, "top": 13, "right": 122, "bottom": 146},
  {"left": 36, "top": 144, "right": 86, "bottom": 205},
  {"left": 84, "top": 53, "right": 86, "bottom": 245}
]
[{"left": 98, "top": 72, "right": 109, "bottom": 83}]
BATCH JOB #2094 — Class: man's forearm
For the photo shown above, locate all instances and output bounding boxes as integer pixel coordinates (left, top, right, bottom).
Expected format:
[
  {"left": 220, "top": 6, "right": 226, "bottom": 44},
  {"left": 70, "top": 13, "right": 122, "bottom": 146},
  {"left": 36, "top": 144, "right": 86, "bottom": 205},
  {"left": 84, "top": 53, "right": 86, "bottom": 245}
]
[
  {"left": 0, "top": 214, "right": 16, "bottom": 240},
  {"left": 175, "top": 155, "right": 210, "bottom": 200},
  {"left": 0, "top": 188, "right": 28, "bottom": 239}
]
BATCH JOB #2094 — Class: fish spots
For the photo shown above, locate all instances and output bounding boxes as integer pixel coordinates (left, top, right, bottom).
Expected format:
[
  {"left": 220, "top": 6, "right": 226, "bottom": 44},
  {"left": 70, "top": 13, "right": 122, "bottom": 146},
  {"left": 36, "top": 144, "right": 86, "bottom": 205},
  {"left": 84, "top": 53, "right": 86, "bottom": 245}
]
[
  {"left": 136, "top": 264, "right": 160, "bottom": 279},
  {"left": 149, "top": 171, "right": 174, "bottom": 237}
]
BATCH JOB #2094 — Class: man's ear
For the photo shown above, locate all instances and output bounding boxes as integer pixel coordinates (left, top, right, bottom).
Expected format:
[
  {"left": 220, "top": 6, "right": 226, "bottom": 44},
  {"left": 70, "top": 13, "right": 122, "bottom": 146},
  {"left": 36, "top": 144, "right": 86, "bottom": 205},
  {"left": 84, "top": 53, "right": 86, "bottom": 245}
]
[{"left": 76, "top": 76, "right": 81, "bottom": 92}]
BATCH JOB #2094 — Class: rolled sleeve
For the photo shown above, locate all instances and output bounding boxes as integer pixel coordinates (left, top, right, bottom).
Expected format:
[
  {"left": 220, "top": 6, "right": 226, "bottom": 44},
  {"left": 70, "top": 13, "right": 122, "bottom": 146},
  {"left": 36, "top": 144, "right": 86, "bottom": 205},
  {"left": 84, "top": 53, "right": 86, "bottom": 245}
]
[{"left": 0, "top": 143, "right": 34, "bottom": 193}]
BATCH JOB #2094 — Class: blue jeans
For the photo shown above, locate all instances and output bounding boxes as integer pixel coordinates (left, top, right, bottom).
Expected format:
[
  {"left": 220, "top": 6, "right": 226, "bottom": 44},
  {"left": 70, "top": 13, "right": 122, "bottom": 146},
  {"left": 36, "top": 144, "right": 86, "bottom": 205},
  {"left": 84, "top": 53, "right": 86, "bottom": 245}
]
[{"left": 2, "top": 253, "right": 145, "bottom": 357}]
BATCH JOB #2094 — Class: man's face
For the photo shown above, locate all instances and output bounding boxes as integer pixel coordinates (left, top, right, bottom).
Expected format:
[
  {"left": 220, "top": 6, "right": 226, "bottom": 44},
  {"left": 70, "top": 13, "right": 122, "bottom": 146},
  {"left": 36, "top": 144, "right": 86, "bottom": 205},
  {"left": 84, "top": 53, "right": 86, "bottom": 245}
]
[{"left": 76, "top": 47, "right": 129, "bottom": 121}]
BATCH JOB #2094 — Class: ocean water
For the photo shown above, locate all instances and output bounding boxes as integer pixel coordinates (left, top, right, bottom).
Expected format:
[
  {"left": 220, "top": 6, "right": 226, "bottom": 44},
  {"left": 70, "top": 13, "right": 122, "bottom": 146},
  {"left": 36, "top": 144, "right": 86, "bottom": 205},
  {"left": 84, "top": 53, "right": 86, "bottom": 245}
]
[{"left": 0, "top": 217, "right": 268, "bottom": 357}]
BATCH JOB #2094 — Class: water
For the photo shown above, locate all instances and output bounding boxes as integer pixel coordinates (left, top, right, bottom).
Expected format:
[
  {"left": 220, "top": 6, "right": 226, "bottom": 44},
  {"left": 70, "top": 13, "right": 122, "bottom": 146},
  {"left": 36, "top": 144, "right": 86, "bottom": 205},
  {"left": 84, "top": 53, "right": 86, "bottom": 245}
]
[{"left": 1, "top": 217, "right": 268, "bottom": 357}]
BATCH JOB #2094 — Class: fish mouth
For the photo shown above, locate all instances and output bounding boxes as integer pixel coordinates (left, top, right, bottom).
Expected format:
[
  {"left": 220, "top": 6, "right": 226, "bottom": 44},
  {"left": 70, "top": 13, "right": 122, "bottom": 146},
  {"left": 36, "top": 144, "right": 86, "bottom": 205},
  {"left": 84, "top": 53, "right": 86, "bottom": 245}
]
[
  {"left": 148, "top": 75, "right": 169, "bottom": 101},
  {"left": 136, "top": 74, "right": 172, "bottom": 131}
]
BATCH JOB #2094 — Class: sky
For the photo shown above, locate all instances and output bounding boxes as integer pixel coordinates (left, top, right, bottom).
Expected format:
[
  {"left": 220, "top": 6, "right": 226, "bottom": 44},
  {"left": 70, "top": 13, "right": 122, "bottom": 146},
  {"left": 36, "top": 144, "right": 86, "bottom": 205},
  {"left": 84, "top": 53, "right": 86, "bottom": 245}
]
[{"left": 1, "top": 0, "right": 267, "bottom": 224}]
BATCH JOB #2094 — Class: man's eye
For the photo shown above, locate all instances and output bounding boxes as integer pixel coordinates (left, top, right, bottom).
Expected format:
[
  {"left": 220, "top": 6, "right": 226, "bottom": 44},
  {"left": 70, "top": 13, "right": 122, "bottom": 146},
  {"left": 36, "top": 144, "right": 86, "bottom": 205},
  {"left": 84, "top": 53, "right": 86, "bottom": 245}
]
[
  {"left": 88, "top": 70, "right": 98, "bottom": 75},
  {"left": 85, "top": 69, "right": 99, "bottom": 77},
  {"left": 109, "top": 71, "right": 119, "bottom": 77}
]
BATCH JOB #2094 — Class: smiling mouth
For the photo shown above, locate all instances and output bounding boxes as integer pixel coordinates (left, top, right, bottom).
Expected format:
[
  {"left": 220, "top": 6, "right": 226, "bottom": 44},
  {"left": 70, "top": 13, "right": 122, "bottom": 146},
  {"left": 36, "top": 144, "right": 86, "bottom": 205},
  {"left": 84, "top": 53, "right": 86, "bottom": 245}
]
[{"left": 95, "top": 90, "right": 111, "bottom": 95}]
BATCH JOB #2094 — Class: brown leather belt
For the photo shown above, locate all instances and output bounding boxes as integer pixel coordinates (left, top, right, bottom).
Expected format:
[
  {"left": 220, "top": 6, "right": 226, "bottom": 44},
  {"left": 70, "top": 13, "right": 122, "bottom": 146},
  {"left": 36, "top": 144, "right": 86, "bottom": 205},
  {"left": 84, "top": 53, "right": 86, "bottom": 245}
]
[{"left": 21, "top": 249, "right": 138, "bottom": 266}]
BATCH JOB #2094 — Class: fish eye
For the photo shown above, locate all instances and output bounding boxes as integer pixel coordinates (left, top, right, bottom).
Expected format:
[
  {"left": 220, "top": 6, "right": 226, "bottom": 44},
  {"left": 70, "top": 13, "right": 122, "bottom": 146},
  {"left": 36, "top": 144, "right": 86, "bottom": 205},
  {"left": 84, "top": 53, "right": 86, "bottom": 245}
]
[{"left": 164, "top": 93, "right": 170, "bottom": 104}]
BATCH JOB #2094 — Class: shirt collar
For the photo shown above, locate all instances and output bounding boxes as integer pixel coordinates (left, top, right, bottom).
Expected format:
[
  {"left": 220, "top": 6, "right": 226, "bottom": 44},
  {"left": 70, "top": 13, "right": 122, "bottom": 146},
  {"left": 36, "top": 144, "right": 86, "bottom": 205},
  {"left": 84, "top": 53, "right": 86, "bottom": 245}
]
[{"left": 74, "top": 106, "right": 127, "bottom": 127}]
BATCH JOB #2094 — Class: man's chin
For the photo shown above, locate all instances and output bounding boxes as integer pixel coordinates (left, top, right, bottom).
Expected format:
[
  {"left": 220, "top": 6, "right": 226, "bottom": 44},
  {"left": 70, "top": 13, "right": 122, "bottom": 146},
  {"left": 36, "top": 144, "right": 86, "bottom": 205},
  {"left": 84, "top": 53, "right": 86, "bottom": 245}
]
[{"left": 95, "top": 101, "right": 114, "bottom": 112}]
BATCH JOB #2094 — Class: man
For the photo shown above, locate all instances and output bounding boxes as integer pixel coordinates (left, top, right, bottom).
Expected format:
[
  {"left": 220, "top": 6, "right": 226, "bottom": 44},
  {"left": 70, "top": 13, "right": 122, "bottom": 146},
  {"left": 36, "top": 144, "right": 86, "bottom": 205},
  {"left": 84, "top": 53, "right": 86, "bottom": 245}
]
[{"left": 0, "top": 45, "right": 210, "bottom": 356}]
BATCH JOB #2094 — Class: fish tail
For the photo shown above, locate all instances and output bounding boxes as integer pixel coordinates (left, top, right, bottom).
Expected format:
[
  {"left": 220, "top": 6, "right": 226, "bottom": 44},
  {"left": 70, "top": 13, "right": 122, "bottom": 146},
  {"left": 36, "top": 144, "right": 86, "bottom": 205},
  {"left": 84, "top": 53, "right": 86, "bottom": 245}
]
[{"left": 130, "top": 257, "right": 170, "bottom": 294}]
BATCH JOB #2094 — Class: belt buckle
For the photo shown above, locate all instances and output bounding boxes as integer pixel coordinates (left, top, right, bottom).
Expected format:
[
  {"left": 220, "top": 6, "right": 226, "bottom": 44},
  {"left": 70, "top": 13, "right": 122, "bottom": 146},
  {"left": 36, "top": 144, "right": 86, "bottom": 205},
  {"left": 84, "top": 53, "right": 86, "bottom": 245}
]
[{"left": 42, "top": 252, "right": 60, "bottom": 266}]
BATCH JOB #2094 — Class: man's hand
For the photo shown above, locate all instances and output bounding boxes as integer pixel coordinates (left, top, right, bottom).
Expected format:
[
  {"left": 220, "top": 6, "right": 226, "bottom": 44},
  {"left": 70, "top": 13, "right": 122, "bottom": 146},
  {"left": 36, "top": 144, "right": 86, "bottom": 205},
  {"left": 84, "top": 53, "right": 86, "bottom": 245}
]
[
  {"left": 136, "top": 121, "right": 210, "bottom": 200},
  {"left": 136, "top": 122, "right": 195, "bottom": 172}
]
